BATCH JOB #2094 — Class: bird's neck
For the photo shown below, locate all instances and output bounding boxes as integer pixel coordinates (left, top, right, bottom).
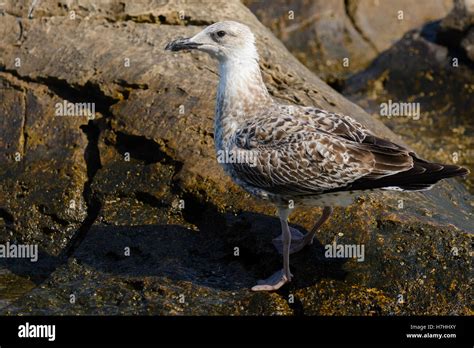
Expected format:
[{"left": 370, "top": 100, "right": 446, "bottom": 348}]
[{"left": 215, "top": 57, "right": 272, "bottom": 149}]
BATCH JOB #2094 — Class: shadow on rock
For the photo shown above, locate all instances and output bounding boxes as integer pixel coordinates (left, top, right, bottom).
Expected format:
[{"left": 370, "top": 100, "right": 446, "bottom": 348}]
[{"left": 70, "top": 212, "right": 347, "bottom": 292}]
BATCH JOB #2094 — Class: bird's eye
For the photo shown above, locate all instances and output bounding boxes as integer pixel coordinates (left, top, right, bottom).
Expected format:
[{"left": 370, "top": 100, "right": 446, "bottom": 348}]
[{"left": 216, "top": 30, "right": 226, "bottom": 38}]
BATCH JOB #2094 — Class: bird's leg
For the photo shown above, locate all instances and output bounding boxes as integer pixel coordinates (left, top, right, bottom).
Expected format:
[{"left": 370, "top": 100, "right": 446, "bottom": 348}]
[
  {"left": 273, "top": 206, "right": 333, "bottom": 255},
  {"left": 252, "top": 208, "right": 292, "bottom": 291},
  {"left": 303, "top": 206, "right": 333, "bottom": 245},
  {"left": 281, "top": 212, "right": 292, "bottom": 281}
]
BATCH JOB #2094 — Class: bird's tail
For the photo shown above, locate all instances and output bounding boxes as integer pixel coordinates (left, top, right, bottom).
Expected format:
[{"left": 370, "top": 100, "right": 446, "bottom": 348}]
[{"left": 382, "top": 157, "right": 469, "bottom": 191}]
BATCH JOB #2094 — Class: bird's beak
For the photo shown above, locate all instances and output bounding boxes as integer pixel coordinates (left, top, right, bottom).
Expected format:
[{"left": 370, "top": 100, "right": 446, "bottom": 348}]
[{"left": 165, "top": 37, "right": 202, "bottom": 51}]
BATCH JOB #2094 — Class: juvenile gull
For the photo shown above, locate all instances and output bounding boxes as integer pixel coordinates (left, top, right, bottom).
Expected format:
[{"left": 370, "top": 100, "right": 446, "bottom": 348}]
[{"left": 165, "top": 21, "right": 469, "bottom": 291}]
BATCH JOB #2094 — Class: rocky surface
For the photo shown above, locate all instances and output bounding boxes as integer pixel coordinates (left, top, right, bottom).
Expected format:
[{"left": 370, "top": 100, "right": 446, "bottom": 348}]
[
  {"left": 440, "top": 0, "right": 474, "bottom": 61},
  {"left": 348, "top": 0, "right": 453, "bottom": 52},
  {"left": 0, "top": 0, "right": 472, "bottom": 315},
  {"left": 243, "top": 0, "right": 453, "bottom": 84}
]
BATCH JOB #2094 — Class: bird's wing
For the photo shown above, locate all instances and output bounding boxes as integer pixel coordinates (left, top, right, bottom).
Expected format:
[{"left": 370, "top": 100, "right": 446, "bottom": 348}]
[
  {"left": 228, "top": 106, "right": 414, "bottom": 196},
  {"left": 291, "top": 106, "right": 369, "bottom": 142}
]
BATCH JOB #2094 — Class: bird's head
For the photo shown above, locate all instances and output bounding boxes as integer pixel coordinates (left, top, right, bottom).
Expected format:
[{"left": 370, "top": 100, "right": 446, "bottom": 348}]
[{"left": 165, "top": 21, "right": 258, "bottom": 63}]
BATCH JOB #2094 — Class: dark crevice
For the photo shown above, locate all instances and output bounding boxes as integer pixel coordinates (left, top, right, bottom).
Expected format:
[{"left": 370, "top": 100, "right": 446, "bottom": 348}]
[
  {"left": 327, "top": 78, "right": 346, "bottom": 93},
  {"left": 114, "top": 131, "right": 177, "bottom": 165},
  {"left": 15, "top": 17, "right": 24, "bottom": 45},
  {"left": 80, "top": 121, "right": 102, "bottom": 181},
  {"left": 0, "top": 208, "right": 15, "bottom": 225},
  {"left": 344, "top": 0, "right": 378, "bottom": 53},
  {"left": 37, "top": 78, "right": 118, "bottom": 117},
  {"left": 0, "top": 67, "right": 119, "bottom": 118},
  {"left": 123, "top": 13, "right": 212, "bottom": 26},
  {"left": 61, "top": 120, "right": 103, "bottom": 260},
  {"left": 113, "top": 79, "right": 149, "bottom": 90},
  {"left": 420, "top": 20, "right": 442, "bottom": 43}
]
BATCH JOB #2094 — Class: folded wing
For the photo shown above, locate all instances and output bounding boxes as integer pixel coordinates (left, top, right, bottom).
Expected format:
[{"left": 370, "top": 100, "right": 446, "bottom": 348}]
[{"left": 228, "top": 107, "right": 414, "bottom": 195}]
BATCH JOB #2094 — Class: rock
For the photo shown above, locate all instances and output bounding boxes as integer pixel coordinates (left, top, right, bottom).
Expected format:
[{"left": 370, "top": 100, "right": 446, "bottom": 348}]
[
  {"left": 0, "top": 0, "right": 472, "bottom": 315},
  {"left": 348, "top": 0, "right": 453, "bottom": 52},
  {"left": 462, "top": 28, "right": 474, "bottom": 60},
  {"left": 0, "top": 73, "right": 89, "bottom": 256},
  {"left": 243, "top": 0, "right": 453, "bottom": 84},
  {"left": 4, "top": 203, "right": 472, "bottom": 315},
  {"left": 439, "top": 0, "right": 474, "bottom": 62},
  {"left": 243, "top": 0, "right": 378, "bottom": 84},
  {"left": 3, "top": 225, "right": 292, "bottom": 315},
  {"left": 440, "top": 0, "right": 474, "bottom": 31}
]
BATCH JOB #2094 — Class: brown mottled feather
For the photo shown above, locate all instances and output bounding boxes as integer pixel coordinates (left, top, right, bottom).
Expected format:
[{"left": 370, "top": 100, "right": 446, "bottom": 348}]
[{"left": 226, "top": 105, "right": 415, "bottom": 196}]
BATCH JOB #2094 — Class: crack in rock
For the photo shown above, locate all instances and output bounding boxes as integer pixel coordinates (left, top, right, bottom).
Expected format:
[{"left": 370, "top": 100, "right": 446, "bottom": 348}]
[{"left": 344, "top": 0, "right": 379, "bottom": 53}]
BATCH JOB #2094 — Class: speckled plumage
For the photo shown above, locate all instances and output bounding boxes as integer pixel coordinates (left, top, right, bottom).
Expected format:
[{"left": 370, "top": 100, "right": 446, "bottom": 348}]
[{"left": 220, "top": 103, "right": 411, "bottom": 206}]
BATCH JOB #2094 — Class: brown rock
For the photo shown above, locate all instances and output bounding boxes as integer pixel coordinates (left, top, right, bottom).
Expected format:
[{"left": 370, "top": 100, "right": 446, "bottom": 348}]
[
  {"left": 440, "top": 0, "right": 474, "bottom": 31},
  {"left": 349, "top": 0, "right": 452, "bottom": 52},
  {"left": 439, "top": 0, "right": 474, "bottom": 62},
  {"left": 244, "top": 0, "right": 453, "bottom": 83},
  {"left": 243, "top": 0, "right": 378, "bottom": 83},
  {"left": 0, "top": 73, "right": 89, "bottom": 256}
]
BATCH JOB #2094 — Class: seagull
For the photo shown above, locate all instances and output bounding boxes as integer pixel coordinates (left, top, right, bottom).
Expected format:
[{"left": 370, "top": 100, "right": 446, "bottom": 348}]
[{"left": 165, "top": 21, "right": 469, "bottom": 291}]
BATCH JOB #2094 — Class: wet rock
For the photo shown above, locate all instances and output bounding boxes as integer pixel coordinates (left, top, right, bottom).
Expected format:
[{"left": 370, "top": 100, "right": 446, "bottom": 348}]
[
  {"left": 3, "top": 224, "right": 293, "bottom": 315},
  {"left": 91, "top": 128, "right": 181, "bottom": 227},
  {"left": 0, "top": 73, "right": 89, "bottom": 256},
  {"left": 4, "top": 200, "right": 471, "bottom": 315},
  {"left": 0, "top": 0, "right": 472, "bottom": 315}
]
